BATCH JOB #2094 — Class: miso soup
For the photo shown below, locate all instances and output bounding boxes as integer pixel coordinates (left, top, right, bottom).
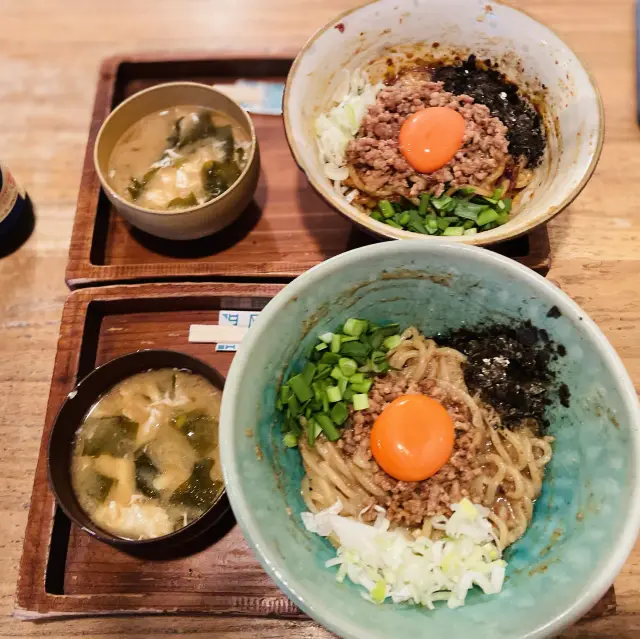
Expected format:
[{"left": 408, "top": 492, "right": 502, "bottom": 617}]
[
  {"left": 107, "top": 106, "right": 251, "bottom": 211},
  {"left": 71, "top": 368, "right": 223, "bottom": 540}
]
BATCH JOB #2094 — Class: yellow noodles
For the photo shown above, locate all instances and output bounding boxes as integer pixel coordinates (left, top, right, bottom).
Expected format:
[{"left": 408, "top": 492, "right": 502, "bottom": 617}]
[{"left": 299, "top": 326, "right": 553, "bottom": 549}]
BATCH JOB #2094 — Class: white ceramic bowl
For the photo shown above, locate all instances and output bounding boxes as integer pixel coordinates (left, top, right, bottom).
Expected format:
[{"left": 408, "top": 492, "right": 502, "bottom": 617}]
[{"left": 284, "top": 0, "right": 604, "bottom": 245}]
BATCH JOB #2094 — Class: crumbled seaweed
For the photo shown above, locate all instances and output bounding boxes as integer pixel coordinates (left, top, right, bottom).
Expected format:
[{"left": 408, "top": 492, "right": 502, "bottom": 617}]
[
  {"left": 434, "top": 54, "right": 545, "bottom": 168},
  {"left": 438, "top": 321, "right": 569, "bottom": 431},
  {"left": 546, "top": 305, "right": 562, "bottom": 319}
]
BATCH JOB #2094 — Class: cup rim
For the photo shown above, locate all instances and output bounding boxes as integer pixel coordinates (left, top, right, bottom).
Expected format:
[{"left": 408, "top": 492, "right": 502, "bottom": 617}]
[{"left": 93, "top": 81, "right": 258, "bottom": 217}]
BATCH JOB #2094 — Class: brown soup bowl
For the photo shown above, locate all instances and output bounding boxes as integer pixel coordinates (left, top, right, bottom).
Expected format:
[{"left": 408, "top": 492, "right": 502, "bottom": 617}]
[{"left": 47, "top": 350, "right": 229, "bottom": 557}]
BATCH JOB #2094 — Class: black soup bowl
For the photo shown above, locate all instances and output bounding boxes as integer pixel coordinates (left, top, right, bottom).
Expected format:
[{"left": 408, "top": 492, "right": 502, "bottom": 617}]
[{"left": 47, "top": 349, "right": 229, "bottom": 557}]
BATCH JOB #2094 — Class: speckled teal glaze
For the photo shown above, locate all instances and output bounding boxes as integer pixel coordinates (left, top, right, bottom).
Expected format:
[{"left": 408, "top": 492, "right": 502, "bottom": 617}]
[{"left": 220, "top": 241, "right": 640, "bottom": 639}]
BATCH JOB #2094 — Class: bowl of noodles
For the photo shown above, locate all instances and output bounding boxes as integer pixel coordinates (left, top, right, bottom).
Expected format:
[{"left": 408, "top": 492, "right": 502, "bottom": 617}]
[
  {"left": 283, "top": 0, "right": 603, "bottom": 244},
  {"left": 220, "top": 241, "right": 640, "bottom": 638}
]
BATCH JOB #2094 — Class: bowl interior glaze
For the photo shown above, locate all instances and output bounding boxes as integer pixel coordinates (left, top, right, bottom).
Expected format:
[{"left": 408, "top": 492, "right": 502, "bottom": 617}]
[{"left": 221, "top": 241, "right": 639, "bottom": 639}]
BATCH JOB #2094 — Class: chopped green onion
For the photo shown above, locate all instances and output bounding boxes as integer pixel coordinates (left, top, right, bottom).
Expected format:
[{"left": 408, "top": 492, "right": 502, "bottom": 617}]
[
  {"left": 330, "top": 367, "right": 346, "bottom": 382},
  {"left": 371, "top": 579, "right": 387, "bottom": 604},
  {"left": 330, "top": 333, "right": 341, "bottom": 353},
  {"left": 339, "top": 340, "right": 372, "bottom": 362},
  {"left": 307, "top": 418, "right": 319, "bottom": 446},
  {"left": 326, "top": 385, "right": 342, "bottom": 403},
  {"left": 343, "top": 387, "right": 354, "bottom": 401},
  {"left": 385, "top": 219, "right": 403, "bottom": 229},
  {"left": 280, "top": 384, "right": 293, "bottom": 404},
  {"left": 431, "top": 195, "right": 453, "bottom": 211},
  {"left": 379, "top": 200, "right": 395, "bottom": 218},
  {"left": 320, "top": 352, "right": 340, "bottom": 365},
  {"left": 443, "top": 226, "right": 464, "bottom": 236},
  {"left": 315, "top": 364, "right": 332, "bottom": 379},
  {"left": 316, "top": 413, "right": 340, "bottom": 441},
  {"left": 463, "top": 228, "right": 478, "bottom": 236},
  {"left": 349, "top": 372, "right": 366, "bottom": 384},
  {"left": 491, "top": 186, "right": 504, "bottom": 200},
  {"left": 419, "top": 193, "right": 431, "bottom": 216},
  {"left": 315, "top": 342, "right": 328, "bottom": 352},
  {"left": 350, "top": 379, "right": 373, "bottom": 394},
  {"left": 497, "top": 198, "right": 512, "bottom": 214},
  {"left": 302, "top": 362, "right": 316, "bottom": 385},
  {"left": 352, "top": 394, "right": 370, "bottom": 411},
  {"left": 371, "top": 350, "right": 389, "bottom": 373},
  {"left": 370, "top": 210, "right": 383, "bottom": 222},
  {"left": 476, "top": 209, "right": 499, "bottom": 227},
  {"left": 437, "top": 216, "right": 457, "bottom": 231},
  {"left": 397, "top": 211, "right": 411, "bottom": 226},
  {"left": 339, "top": 357, "right": 358, "bottom": 377},
  {"left": 383, "top": 335, "right": 402, "bottom": 350},
  {"left": 330, "top": 401, "right": 349, "bottom": 426},
  {"left": 338, "top": 377, "right": 349, "bottom": 395},
  {"left": 286, "top": 394, "right": 300, "bottom": 417},
  {"left": 289, "top": 374, "right": 313, "bottom": 402},
  {"left": 343, "top": 318, "right": 367, "bottom": 337},
  {"left": 283, "top": 432, "right": 298, "bottom": 448},
  {"left": 453, "top": 200, "right": 487, "bottom": 221},
  {"left": 319, "top": 332, "right": 334, "bottom": 344},
  {"left": 340, "top": 335, "right": 359, "bottom": 343}
]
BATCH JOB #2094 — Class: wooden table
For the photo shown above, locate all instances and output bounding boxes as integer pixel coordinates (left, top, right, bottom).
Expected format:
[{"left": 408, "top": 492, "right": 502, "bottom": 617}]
[{"left": 0, "top": 0, "right": 638, "bottom": 636}]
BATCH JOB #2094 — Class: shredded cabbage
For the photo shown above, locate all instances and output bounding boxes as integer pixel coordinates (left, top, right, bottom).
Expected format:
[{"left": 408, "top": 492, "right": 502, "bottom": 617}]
[
  {"left": 301, "top": 498, "right": 506, "bottom": 609},
  {"left": 315, "top": 70, "right": 383, "bottom": 187}
]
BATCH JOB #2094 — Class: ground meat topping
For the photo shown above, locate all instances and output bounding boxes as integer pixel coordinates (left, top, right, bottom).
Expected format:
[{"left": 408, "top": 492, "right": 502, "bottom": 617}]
[
  {"left": 345, "top": 76, "right": 509, "bottom": 199},
  {"left": 339, "top": 373, "right": 482, "bottom": 526}
]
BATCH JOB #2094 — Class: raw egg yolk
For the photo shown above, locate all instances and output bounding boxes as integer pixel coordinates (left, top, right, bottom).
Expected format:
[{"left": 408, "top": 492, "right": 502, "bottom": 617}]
[
  {"left": 398, "top": 107, "right": 465, "bottom": 174},
  {"left": 370, "top": 394, "right": 455, "bottom": 482}
]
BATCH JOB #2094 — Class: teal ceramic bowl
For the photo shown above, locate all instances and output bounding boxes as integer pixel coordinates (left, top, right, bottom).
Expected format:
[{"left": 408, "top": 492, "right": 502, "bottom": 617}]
[{"left": 220, "top": 241, "right": 640, "bottom": 639}]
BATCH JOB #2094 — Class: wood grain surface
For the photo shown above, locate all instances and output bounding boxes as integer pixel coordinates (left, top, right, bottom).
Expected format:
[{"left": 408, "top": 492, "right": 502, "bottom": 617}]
[
  {"left": 12, "top": 283, "right": 617, "bottom": 621},
  {"left": 64, "top": 54, "right": 549, "bottom": 287},
  {"left": 15, "top": 282, "right": 308, "bottom": 619},
  {"left": 0, "top": 0, "right": 639, "bottom": 637}
]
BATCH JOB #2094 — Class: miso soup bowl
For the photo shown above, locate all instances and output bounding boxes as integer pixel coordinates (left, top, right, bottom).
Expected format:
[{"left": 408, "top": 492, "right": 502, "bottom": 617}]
[
  {"left": 220, "top": 241, "right": 640, "bottom": 638},
  {"left": 47, "top": 350, "right": 229, "bottom": 555},
  {"left": 283, "top": 0, "right": 604, "bottom": 245},
  {"left": 94, "top": 82, "right": 260, "bottom": 241}
]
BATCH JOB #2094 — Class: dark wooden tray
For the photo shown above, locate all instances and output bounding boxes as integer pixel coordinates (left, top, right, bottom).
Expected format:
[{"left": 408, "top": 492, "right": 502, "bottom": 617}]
[
  {"left": 64, "top": 52, "right": 551, "bottom": 289},
  {"left": 15, "top": 282, "right": 298, "bottom": 619},
  {"left": 15, "top": 282, "right": 614, "bottom": 622}
]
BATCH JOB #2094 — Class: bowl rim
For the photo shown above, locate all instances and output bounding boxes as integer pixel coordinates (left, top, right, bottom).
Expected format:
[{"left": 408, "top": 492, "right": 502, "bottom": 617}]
[
  {"left": 93, "top": 81, "right": 258, "bottom": 217},
  {"left": 47, "top": 348, "right": 228, "bottom": 547},
  {"left": 282, "top": 0, "right": 605, "bottom": 246},
  {"left": 221, "top": 240, "right": 640, "bottom": 639}
]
